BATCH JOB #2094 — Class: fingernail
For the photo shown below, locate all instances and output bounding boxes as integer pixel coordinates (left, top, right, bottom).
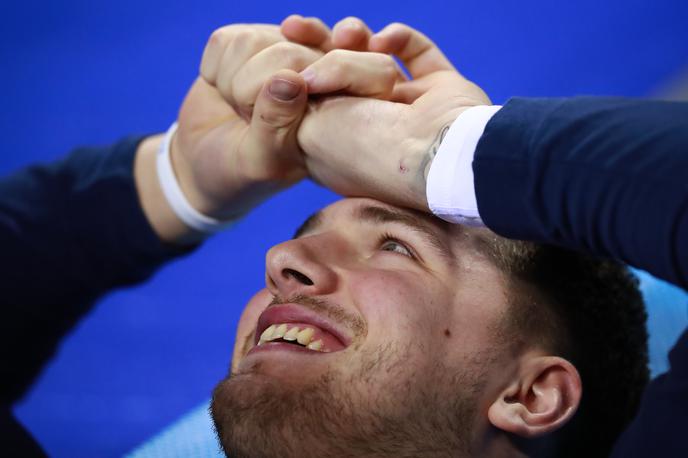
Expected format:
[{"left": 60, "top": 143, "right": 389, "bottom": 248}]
[{"left": 269, "top": 78, "right": 300, "bottom": 101}]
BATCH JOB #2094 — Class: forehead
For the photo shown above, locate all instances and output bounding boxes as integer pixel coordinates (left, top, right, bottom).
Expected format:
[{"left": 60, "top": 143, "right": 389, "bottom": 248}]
[
  {"left": 294, "top": 198, "right": 497, "bottom": 261},
  {"left": 295, "top": 198, "right": 444, "bottom": 234}
]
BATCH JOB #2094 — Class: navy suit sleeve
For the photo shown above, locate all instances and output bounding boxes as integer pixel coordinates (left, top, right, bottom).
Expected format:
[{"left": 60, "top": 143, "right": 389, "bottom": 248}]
[
  {"left": 472, "top": 97, "right": 688, "bottom": 457},
  {"left": 474, "top": 97, "right": 688, "bottom": 289},
  {"left": 0, "top": 136, "right": 194, "bottom": 407}
]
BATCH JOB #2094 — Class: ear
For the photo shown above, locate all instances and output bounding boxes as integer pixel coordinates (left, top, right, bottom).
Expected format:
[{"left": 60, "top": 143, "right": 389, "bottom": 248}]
[{"left": 487, "top": 356, "right": 582, "bottom": 438}]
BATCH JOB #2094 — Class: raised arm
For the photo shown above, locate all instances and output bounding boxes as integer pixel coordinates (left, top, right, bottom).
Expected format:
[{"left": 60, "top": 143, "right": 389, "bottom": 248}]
[
  {"left": 0, "top": 20, "right": 403, "bottom": 446},
  {"left": 0, "top": 137, "right": 178, "bottom": 410},
  {"left": 474, "top": 97, "right": 688, "bottom": 289},
  {"left": 0, "top": 23, "right": 318, "bottom": 414},
  {"left": 0, "top": 137, "right": 179, "bottom": 456},
  {"left": 288, "top": 19, "right": 688, "bottom": 288}
]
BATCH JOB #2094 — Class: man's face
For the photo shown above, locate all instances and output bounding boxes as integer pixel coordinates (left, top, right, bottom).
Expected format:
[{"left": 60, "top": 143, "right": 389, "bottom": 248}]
[{"left": 211, "top": 198, "right": 516, "bottom": 457}]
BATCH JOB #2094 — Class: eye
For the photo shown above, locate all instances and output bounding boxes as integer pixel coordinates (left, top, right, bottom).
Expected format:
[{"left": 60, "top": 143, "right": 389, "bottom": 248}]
[{"left": 379, "top": 234, "right": 414, "bottom": 258}]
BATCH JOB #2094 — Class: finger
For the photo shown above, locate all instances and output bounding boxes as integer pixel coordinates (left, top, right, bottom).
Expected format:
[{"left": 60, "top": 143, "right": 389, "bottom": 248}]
[
  {"left": 388, "top": 71, "right": 454, "bottom": 104},
  {"left": 301, "top": 50, "right": 399, "bottom": 100},
  {"left": 368, "top": 22, "right": 455, "bottom": 79},
  {"left": 281, "top": 14, "right": 334, "bottom": 51},
  {"left": 203, "top": 25, "right": 284, "bottom": 106},
  {"left": 331, "top": 16, "right": 373, "bottom": 51},
  {"left": 389, "top": 80, "right": 434, "bottom": 104},
  {"left": 392, "top": 70, "right": 481, "bottom": 105},
  {"left": 333, "top": 16, "right": 409, "bottom": 84},
  {"left": 242, "top": 69, "right": 308, "bottom": 183},
  {"left": 200, "top": 24, "right": 283, "bottom": 85},
  {"left": 232, "top": 42, "right": 322, "bottom": 119}
]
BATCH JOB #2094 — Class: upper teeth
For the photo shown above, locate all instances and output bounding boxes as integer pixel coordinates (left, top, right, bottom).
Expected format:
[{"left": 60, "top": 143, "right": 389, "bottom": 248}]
[
  {"left": 259, "top": 323, "right": 325, "bottom": 351},
  {"left": 283, "top": 326, "right": 299, "bottom": 341}
]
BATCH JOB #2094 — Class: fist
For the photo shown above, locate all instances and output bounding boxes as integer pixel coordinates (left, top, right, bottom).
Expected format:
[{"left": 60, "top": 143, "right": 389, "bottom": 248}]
[{"left": 172, "top": 24, "right": 323, "bottom": 219}]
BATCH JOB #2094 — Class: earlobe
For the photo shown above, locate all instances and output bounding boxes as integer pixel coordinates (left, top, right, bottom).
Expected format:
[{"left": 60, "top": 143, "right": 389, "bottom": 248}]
[{"left": 487, "top": 356, "right": 582, "bottom": 439}]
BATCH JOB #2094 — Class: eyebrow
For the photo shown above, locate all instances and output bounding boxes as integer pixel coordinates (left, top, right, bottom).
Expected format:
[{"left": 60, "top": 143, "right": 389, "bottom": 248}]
[
  {"left": 294, "top": 205, "right": 453, "bottom": 261},
  {"left": 355, "top": 205, "right": 453, "bottom": 259}
]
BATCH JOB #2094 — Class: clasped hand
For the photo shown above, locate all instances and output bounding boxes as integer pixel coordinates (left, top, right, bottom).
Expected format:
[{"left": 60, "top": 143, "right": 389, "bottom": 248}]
[{"left": 158, "top": 16, "right": 491, "bottom": 241}]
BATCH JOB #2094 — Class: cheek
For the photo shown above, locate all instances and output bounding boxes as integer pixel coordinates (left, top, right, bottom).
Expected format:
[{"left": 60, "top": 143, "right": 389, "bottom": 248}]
[
  {"left": 349, "top": 271, "right": 444, "bottom": 346},
  {"left": 348, "top": 264, "right": 509, "bottom": 368},
  {"left": 442, "top": 270, "right": 510, "bottom": 363},
  {"left": 231, "top": 289, "right": 271, "bottom": 370}
]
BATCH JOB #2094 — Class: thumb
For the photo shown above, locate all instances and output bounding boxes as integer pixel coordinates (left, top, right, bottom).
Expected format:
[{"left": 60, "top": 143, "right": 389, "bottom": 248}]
[{"left": 243, "top": 70, "right": 308, "bottom": 177}]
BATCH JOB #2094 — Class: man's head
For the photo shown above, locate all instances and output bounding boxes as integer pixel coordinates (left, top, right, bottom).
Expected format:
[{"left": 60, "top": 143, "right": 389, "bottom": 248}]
[{"left": 211, "top": 198, "right": 648, "bottom": 458}]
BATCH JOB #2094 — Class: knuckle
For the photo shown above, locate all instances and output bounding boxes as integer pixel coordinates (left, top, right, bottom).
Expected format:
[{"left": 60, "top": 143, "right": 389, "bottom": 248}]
[
  {"left": 209, "top": 24, "right": 253, "bottom": 46},
  {"left": 269, "top": 41, "right": 299, "bottom": 55},
  {"left": 207, "top": 27, "right": 230, "bottom": 47},
  {"left": 202, "top": 28, "right": 232, "bottom": 80},
  {"left": 378, "top": 55, "right": 398, "bottom": 80},
  {"left": 329, "top": 48, "right": 348, "bottom": 58},
  {"left": 258, "top": 109, "right": 294, "bottom": 129},
  {"left": 270, "top": 42, "right": 313, "bottom": 69},
  {"left": 228, "top": 28, "right": 256, "bottom": 48},
  {"left": 326, "top": 49, "right": 350, "bottom": 65}
]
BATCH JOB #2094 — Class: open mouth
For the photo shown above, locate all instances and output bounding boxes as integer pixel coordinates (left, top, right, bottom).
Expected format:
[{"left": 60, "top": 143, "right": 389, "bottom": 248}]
[
  {"left": 251, "top": 304, "right": 351, "bottom": 354},
  {"left": 259, "top": 323, "right": 336, "bottom": 352}
]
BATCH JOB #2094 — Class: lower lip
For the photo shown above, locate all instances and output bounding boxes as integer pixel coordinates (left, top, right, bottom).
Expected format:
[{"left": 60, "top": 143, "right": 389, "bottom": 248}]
[{"left": 247, "top": 341, "right": 329, "bottom": 357}]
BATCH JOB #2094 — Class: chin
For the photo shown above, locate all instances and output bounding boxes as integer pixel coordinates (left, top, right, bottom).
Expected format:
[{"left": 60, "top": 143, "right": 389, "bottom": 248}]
[
  {"left": 210, "top": 370, "right": 274, "bottom": 457},
  {"left": 210, "top": 342, "right": 480, "bottom": 458},
  {"left": 209, "top": 364, "right": 333, "bottom": 458}
]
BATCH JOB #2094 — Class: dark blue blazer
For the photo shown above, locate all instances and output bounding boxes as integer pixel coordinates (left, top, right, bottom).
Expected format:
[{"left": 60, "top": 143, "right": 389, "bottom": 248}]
[
  {"left": 475, "top": 97, "right": 688, "bottom": 457},
  {"left": 0, "top": 137, "right": 190, "bottom": 455}
]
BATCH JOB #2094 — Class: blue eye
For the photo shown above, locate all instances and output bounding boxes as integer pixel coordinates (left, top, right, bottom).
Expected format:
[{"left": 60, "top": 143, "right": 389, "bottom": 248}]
[{"left": 379, "top": 235, "right": 413, "bottom": 258}]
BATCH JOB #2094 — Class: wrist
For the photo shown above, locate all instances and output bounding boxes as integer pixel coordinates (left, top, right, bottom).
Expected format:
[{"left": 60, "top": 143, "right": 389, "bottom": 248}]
[
  {"left": 134, "top": 134, "right": 206, "bottom": 245},
  {"left": 171, "top": 126, "right": 302, "bottom": 221},
  {"left": 406, "top": 107, "right": 467, "bottom": 212},
  {"left": 169, "top": 132, "right": 218, "bottom": 217}
]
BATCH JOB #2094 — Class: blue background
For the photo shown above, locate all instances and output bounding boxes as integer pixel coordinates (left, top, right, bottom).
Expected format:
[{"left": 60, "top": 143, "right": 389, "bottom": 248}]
[{"left": 1, "top": 0, "right": 687, "bottom": 456}]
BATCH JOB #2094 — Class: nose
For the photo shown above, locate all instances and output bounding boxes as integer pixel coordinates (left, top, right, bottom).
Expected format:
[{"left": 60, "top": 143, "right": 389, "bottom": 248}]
[{"left": 265, "top": 236, "right": 339, "bottom": 298}]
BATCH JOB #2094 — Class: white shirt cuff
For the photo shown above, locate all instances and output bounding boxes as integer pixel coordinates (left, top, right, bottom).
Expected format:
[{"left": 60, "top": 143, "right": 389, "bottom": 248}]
[{"left": 426, "top": 105, "right": 502, "bottom": 226}]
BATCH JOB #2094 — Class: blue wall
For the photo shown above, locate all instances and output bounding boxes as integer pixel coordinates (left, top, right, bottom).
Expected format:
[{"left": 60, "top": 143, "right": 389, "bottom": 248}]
[{"left": 2, "top": 0, "right": 687, "bottom": 456}]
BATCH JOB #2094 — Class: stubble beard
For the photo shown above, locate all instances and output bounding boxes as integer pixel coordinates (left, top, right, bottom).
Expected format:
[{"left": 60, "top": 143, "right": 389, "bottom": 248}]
[{"left": 210, "top": 341, "right": 487, "bottom": 458}]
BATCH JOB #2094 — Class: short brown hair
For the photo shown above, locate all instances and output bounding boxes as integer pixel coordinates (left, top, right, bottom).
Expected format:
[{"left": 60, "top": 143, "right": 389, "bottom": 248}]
[{"left": 488, "top": 239, "right": 649, "bottom": 457}]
